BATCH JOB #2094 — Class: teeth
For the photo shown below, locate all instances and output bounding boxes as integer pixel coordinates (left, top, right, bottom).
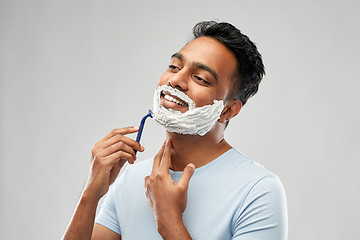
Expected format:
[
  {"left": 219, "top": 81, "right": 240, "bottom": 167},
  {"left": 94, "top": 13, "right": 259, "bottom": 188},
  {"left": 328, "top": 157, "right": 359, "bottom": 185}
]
[{"left": 164, "top": 94, "right": 186, "bottom": 106}]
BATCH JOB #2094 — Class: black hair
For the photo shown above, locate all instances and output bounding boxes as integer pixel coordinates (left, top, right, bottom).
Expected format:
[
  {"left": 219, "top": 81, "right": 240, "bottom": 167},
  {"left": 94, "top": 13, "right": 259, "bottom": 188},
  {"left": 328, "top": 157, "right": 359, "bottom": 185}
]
[{"left": 193, "top": 21, "right": 265, "bottom": 106}]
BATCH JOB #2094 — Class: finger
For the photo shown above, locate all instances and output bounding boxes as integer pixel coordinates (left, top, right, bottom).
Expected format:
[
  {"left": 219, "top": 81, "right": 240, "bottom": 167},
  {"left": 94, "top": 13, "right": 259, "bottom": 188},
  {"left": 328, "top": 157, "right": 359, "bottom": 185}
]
[
  {"left": 144, "top": 180, "right": 153, "bottom": 207},
  {"left": 102, "top": 141, "right": 136, "bottom": 161},
  {"left": 145, "top": 188, "right": 150, "bottom": 200},
  {"left": 144, "top": 176, "right": 152, "bottom": 194},
  {"left": 101, "top": 126, "right": 140, "bottom": 142},
  {"left": 105, "top": 150, "right": 136, "bottom": 165},
  {"left": 159, "top": 139, "right": 171, "bottom": 172},
  {"left": 178, "top": 163, "right": 195, "bottom": 188},
  {"left": 103, "top": 134, "right": 144, "bottom": 152},
  {"left": 144, "top": 176, "right": 150, "bottom": 188},
  {"left": 151, "top": 140, "right": 166, "bottom": 175}
]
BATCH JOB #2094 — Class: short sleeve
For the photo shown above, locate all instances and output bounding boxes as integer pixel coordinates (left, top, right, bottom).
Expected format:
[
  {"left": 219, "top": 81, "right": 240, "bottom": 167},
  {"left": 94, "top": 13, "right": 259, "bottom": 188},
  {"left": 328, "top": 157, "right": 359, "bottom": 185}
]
[
  {"left": 95, "top": 177, "right": 123, "bottom": 235},
  {"left": 232, "top": 175, "right": 288, "bottom": 240}
]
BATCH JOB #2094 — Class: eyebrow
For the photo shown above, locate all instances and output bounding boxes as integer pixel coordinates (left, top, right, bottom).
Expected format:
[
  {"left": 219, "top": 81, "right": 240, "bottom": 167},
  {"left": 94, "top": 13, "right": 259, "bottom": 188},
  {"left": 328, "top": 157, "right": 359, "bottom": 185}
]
[{"left": 171, "top": 52, "right": 219, "bottom": 83}]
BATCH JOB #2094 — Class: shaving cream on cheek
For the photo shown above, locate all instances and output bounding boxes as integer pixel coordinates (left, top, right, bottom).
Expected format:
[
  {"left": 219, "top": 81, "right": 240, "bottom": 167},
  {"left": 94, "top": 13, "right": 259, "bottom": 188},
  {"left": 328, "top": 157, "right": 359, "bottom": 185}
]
[{"left": 152, "top": 85, "right": 225, "bottom": 136}]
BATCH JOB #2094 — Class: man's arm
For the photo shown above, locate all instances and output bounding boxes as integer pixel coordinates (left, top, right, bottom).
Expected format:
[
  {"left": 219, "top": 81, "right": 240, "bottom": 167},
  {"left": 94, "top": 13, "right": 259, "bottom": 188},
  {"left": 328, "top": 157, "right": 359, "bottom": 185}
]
[
  {"left": 92, "top": 224, "right": 121, "bottom": 240},
  {"left": 144, "top": 140, "right": 195, "bottom": 240},
  {"left": 62, "top": 194, "right": 121, "bottom": 240},
  {"left": 62, "top": 127, "right": 144, "bottom": 240}
]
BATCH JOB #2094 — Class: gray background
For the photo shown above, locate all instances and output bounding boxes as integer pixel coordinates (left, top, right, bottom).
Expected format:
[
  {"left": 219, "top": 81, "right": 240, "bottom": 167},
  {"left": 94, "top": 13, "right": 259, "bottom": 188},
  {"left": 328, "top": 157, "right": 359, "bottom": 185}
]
[{"left": 1, "top": 0, "right": 359, "bottom": 239}]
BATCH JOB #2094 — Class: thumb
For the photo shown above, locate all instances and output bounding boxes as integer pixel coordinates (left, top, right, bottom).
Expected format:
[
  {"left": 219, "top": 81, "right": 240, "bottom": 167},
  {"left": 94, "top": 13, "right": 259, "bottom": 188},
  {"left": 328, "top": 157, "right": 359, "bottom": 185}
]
[{"left": 178, "top": 163, "right": 195, "bottom": 188}]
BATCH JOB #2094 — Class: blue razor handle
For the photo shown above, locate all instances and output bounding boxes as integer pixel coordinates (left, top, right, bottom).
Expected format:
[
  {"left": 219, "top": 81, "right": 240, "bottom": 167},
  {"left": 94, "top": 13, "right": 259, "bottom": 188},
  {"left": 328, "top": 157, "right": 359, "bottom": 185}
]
[{"left": 134, "top": 110, "right": 153, "bottom": 154}]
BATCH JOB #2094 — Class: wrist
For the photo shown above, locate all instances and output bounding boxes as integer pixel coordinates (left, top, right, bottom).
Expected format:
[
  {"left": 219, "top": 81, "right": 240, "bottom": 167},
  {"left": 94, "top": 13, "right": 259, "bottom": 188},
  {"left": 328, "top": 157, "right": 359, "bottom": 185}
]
[
  {"left": 157, "top": 213, "right": 191, "bottom": 240},
  {"left": 81, "top": 188, "right": 102, "bottom": 206},
  {"left": 157, "top": 215, "right": 181, "bottom": 232}
]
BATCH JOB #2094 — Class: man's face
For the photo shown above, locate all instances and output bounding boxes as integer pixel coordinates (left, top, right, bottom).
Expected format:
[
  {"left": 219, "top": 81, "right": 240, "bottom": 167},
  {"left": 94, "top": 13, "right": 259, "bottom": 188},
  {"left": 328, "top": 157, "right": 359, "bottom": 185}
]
[{"left": 157, "top": 36, "right": 237, "bottom": 113}]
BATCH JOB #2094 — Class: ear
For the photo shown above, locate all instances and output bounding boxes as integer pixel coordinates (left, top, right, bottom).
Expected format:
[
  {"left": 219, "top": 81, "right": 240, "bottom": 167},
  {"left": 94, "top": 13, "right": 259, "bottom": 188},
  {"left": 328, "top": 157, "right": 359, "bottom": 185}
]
[{"left": 218, "top": 99, "right": 242, "bottom": 124}]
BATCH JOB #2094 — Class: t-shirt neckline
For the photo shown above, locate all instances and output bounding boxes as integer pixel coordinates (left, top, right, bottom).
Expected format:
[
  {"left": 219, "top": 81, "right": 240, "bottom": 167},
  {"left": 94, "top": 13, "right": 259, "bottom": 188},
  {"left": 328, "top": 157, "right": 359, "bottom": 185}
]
[{"left": 168, "top": 148, "right": 235, "bottom": 179}]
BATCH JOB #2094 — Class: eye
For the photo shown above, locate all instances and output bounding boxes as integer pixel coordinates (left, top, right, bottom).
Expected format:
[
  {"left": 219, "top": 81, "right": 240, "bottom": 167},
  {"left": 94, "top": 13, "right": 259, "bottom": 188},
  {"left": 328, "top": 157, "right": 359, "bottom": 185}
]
[
  {"left": 168, "top": 65, "right": 180, "bottom": 72},
  {"left": 194, "top": 75, "right": 210, "bottom": 85}
]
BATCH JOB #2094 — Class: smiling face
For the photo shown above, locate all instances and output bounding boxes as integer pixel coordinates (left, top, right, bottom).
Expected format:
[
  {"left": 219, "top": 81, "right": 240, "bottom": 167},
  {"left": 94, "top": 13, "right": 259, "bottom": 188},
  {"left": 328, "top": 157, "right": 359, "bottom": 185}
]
[{"left": 157, "top": 36, "right": 238, "bottom": 113}]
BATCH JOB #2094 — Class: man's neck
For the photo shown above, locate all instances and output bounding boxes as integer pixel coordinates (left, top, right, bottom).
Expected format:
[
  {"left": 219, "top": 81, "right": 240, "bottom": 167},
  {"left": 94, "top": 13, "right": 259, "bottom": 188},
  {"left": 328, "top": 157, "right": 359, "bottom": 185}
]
[{"left": 166, "top": 123, "right": 232, "bottom": 171}]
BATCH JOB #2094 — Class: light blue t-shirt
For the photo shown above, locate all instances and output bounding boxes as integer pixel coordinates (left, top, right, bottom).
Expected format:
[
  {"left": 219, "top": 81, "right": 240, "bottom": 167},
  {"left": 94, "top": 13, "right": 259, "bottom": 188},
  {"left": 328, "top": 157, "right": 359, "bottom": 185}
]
[{"left": 96, "top": 148, "right": 288, "bottom": 239}]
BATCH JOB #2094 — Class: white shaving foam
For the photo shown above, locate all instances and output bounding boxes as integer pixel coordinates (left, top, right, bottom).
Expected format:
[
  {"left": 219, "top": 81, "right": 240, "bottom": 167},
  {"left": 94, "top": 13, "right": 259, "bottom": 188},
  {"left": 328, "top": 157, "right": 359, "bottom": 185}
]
[{"left": 152, "top": 85, "right": 225, "bottom": 136}]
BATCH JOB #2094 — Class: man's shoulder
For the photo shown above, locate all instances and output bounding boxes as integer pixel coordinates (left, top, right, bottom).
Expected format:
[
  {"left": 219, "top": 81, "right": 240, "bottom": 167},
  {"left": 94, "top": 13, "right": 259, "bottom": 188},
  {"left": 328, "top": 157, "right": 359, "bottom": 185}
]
[
  {"left": 219, "top": 148, "right": 276, "bottom": 179},
  {"left": 212, "top": 148, "right": 285, "bottom": 196}
]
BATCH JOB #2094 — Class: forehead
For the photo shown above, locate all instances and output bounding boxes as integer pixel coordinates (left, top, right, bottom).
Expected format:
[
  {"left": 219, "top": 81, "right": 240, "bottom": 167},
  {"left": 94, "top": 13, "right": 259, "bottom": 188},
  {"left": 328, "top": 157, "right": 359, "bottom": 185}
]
[{"left": 177, "top": 36, "right": 237, "bottom": 82}]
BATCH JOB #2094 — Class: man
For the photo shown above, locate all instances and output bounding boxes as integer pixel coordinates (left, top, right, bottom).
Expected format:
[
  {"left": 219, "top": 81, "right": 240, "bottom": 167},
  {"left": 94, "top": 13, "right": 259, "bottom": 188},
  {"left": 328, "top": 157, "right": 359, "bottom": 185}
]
[{"left": 63, "top": 21, "right": 288, "bottom": 239}]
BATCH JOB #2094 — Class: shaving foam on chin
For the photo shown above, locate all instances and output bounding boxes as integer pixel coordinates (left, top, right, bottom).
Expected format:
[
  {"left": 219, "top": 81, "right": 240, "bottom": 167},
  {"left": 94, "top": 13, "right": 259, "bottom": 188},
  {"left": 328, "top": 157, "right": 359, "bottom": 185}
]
[{"left": 152, "top": 85, "right": 225, "bottom": 136}]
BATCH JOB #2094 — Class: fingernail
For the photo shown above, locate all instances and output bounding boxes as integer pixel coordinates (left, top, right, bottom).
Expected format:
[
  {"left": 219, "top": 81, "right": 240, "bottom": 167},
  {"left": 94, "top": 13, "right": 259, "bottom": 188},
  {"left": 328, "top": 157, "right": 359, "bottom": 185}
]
[
  {"left": 188, "top": 163, "right": 195, "bottom": 170},
  {"left": 141, "top": 145, "right": 145, "bottom": 151},
  {"left": 134, "top": 126, "right": 139, "bottom": 130}
]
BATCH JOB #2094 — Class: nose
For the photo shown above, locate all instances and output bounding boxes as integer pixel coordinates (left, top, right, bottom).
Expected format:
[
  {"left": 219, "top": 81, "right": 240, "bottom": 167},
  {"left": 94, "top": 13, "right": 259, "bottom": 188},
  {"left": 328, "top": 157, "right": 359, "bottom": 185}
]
[{"left": 168, "top": 70, "right": 188, "bottom": 91}]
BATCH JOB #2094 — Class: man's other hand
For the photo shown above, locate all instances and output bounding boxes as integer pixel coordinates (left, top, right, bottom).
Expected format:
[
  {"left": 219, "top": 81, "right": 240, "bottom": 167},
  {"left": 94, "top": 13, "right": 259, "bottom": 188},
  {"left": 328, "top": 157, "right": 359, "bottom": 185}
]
[{"left": 144, "top": 140, "right": 195, "bottom": 237}]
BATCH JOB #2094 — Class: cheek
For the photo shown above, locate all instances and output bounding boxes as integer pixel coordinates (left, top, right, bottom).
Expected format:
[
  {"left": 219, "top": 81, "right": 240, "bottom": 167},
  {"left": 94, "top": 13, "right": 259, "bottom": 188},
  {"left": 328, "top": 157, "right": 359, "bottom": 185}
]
[{"left": 189, "top": 85, "right": 217, "bottom": 107}]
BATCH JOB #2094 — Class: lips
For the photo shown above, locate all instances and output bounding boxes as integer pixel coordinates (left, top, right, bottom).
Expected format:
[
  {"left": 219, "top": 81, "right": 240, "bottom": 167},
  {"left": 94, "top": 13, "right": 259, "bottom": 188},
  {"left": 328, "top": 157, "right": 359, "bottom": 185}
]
[
  {"left": 152, "top": 85, "right": 225, "bottom": 136},
  {"left": 161, "top": 91, "right": 189, "bottom": 107},
  {"left": 155, "top": 85, "right": 195, "bottom": 113}
]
